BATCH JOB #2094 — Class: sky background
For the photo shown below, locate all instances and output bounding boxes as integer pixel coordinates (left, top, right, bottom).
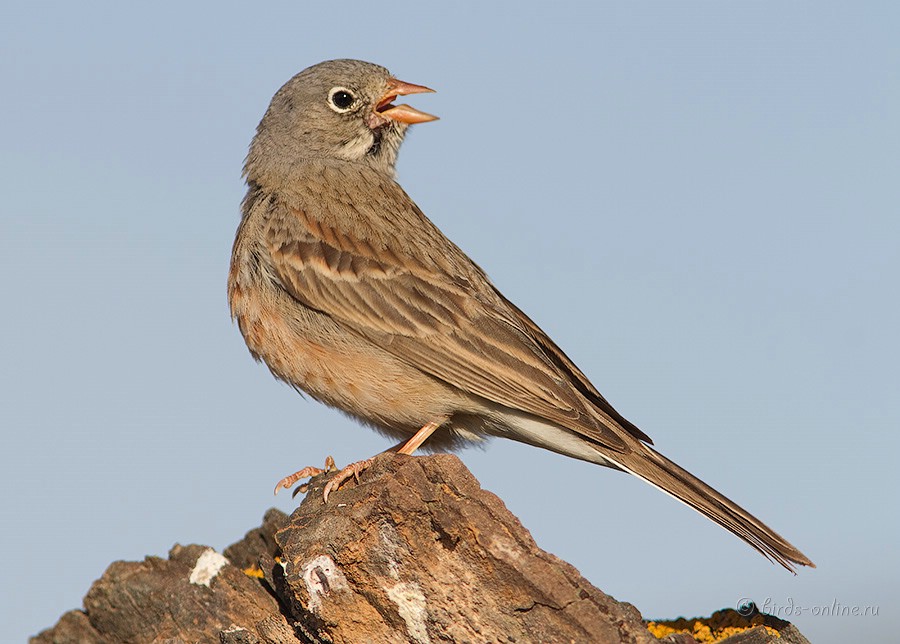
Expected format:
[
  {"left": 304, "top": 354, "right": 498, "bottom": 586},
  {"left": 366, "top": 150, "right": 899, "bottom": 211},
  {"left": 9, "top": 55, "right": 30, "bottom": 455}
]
[{"left": 2, "top": 3, "right": 897, "bottom": 642}]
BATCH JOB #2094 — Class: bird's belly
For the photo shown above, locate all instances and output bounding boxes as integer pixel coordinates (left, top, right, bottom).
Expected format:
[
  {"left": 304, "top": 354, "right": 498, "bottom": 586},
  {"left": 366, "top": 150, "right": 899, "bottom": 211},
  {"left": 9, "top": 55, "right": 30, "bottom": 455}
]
[{"left": 230, "top": 278, "right": 466, "bottom": 437}]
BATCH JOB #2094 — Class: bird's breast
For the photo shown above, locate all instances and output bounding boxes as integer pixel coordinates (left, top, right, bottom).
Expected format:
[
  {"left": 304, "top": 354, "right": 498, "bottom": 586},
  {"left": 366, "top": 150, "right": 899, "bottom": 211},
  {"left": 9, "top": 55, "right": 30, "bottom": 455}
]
[{"left": 228, "top": 233, "right": 469, "bottom": 436}]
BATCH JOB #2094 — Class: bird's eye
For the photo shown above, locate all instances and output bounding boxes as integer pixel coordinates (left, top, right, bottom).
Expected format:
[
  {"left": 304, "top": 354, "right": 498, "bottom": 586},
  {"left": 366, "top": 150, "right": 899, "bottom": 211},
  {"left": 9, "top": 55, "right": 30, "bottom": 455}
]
[{"left": 328, "top": 87, "right": 357, "bottom": 113}]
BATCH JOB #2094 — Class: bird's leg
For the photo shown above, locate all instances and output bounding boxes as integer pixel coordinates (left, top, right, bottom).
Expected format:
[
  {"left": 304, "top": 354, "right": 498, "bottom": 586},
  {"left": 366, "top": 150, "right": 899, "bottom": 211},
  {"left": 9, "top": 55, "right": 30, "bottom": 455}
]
[
  {"left": 321, "top": 419, "right": 444, "bottom": 503},
  {"left": 273, "top": 455, "right": 336, "bottom": 495},
  {"left": 396, "top": 418, "right": 445, "bottom": 455}
]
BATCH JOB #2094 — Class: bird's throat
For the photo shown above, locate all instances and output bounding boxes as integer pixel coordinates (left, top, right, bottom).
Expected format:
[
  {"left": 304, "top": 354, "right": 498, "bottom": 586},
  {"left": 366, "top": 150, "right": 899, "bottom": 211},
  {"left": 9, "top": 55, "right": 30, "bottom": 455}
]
[{"left": 367, "top": 127, "right": 383, "bottom": 157}]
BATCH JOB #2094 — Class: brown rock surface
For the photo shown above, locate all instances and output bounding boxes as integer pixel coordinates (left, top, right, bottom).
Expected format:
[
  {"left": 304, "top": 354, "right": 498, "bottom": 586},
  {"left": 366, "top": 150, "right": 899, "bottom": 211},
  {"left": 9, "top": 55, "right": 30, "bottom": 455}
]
[
  {"left": 275, "top": 453, "right": 656, "bottom": 644},
  {"left": 32, "top": 453, "right": 808, "bottom": 644},
  {"left": 31, "top": 539, "right": 294, "bottom": 644}
]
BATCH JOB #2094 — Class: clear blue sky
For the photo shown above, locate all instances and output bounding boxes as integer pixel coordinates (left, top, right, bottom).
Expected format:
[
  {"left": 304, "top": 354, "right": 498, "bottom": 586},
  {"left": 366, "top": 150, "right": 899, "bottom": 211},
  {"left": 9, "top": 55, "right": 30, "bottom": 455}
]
[{"left": 2, "top": 3, "right": 897, "bottom": 642}]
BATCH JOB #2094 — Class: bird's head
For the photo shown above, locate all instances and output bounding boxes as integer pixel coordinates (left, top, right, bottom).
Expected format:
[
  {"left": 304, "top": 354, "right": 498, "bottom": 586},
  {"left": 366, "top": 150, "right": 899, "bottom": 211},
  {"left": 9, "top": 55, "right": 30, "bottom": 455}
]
[{"left": 246, "top": 59, "right": 437, "bottom": 182}]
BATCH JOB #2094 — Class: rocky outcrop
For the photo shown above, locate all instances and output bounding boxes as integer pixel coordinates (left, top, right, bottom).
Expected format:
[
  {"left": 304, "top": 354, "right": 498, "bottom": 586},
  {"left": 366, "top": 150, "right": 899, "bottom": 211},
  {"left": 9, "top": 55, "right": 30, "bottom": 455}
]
[{"left": 32, "top": 454, "right": 808, "bottom": 643}]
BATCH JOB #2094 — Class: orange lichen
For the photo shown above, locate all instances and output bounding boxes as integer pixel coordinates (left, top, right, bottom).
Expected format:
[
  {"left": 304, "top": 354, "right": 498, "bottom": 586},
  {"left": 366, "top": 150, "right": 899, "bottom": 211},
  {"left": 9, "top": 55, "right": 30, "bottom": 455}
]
[
  {"left": 242, "top": 565, "right": 265, "bottom": 579},
  {"left": 646, "top": 622, "right": 680, "bottom": 638},
  {"left": 646, "top": 619, "right": 780, "bottom": 642}
]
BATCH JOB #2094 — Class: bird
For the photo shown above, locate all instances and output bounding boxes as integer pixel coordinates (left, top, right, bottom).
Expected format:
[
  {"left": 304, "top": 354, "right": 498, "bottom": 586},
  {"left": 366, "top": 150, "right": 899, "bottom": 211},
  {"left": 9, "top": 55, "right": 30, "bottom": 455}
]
[{"left": 228, "top": 58, "right": 813, "bottom": 572}]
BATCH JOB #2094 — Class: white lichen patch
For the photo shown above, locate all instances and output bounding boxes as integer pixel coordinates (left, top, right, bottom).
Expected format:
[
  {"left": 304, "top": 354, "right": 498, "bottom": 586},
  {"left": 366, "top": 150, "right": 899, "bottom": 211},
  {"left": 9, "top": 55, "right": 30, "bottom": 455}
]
[
  {"left": 378, "top": 521, "right": 403, "bottom": 580},
  {"left": 189, "top": 548, "right": 229, "bottom": 587},
  {"left": 301, "top": 555, "right": 349, "bottom": 613},
  {"left": 487, "top": 535, "right": 522, "bottom": 564},
  {"left": 387, "top": 581, "right": 431, "bottom": 644}
]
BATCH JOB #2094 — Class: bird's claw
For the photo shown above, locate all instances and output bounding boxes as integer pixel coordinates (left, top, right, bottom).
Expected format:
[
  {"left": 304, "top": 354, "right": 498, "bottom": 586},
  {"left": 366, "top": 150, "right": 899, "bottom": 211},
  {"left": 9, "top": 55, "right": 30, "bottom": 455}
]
[
  {"left": 322, "top": 456, "right": 375, "bottom": 503},
  {"left": 274, "top": 455, "right": 337, "bottom": 495}
]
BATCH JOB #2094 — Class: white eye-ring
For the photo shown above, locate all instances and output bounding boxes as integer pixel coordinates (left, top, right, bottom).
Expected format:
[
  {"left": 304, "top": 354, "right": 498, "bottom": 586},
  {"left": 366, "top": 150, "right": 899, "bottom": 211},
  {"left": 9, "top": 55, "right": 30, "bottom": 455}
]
[{"left": 328, "top": 86, "right": 357, "bottom": 113}]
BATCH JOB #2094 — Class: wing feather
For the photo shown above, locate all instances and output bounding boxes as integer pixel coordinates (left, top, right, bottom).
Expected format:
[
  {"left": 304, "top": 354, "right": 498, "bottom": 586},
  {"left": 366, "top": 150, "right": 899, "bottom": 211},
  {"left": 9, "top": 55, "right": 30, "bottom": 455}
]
[{"left": 265, "top": 166, "right": 634, "bottom": 452}]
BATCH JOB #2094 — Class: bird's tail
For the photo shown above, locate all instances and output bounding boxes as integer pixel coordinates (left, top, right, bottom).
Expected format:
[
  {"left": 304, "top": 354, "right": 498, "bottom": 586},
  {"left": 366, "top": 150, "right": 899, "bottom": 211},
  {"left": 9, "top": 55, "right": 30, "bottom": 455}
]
[{"left": 609, "top": 444, "right": 814, "bottom": 572}]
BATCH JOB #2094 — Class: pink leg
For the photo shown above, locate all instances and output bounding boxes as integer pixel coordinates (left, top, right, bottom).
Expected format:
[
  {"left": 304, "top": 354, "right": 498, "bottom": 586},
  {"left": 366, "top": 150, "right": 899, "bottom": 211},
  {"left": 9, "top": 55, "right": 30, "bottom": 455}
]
[
  {"left": 322, "top": 419, "right": 444, "bottom": 503},
  {"left": 273, "top": 455, "right": 336, "bottom": 495}
]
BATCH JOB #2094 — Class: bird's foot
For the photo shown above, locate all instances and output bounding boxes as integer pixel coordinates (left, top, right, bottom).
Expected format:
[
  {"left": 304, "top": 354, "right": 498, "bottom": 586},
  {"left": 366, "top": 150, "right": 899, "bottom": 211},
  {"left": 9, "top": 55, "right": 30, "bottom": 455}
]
[
  {"left": 274, "top": 455, "right": 336, "bottom": 495},
  {"left": 318, "top": 419, "right": 445, "bottom": 503},
  {"left": 322, "top": 456, "right": 377, "bottom": 503}
]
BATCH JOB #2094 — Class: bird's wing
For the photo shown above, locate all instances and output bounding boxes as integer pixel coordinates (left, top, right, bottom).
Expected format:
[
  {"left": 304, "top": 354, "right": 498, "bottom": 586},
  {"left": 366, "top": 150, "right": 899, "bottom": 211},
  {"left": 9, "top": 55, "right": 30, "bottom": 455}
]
[
  {"left": 262, "top": 176, "right": 629, "bottom": 453},
  {"left": 493, "top": 293, "right": 653, "bottom": 444}
]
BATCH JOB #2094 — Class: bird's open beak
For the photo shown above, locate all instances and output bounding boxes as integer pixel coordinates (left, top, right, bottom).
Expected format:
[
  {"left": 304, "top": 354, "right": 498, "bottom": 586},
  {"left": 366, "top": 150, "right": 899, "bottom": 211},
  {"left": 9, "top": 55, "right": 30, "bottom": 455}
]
[{"left": 374, "top": 79, "right": 438, "bottom": 124}]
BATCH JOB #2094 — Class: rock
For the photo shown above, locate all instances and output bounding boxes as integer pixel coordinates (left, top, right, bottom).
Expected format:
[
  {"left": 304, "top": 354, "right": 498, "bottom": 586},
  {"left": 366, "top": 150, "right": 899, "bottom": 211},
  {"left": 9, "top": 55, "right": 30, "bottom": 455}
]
[
  {"left": 275, "top": 453, "right": 656, "bottom": 644},
  {"left": 31, "top": 540, "right": 294, "bottom": 644},
  {"left": 31, "top": 453, "right": 810, "bottom": 644},
  {"left": 648, "top": 607, "right": 812, "bottom": 644}
]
